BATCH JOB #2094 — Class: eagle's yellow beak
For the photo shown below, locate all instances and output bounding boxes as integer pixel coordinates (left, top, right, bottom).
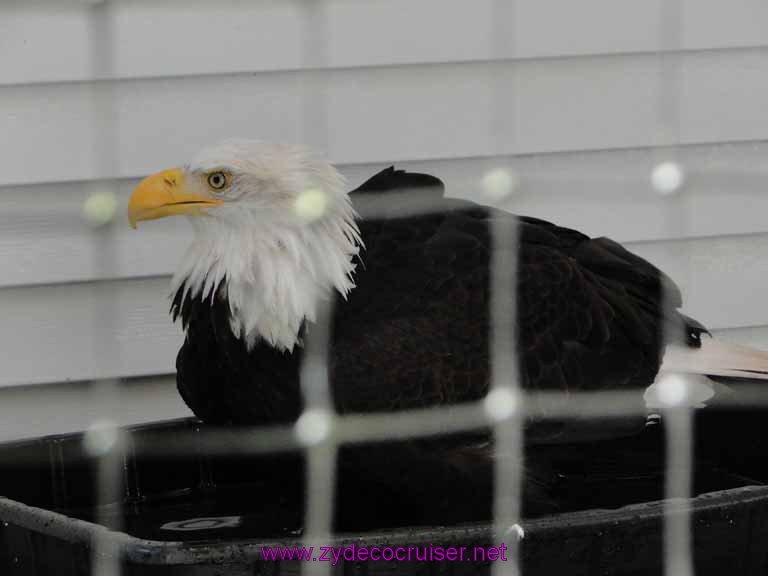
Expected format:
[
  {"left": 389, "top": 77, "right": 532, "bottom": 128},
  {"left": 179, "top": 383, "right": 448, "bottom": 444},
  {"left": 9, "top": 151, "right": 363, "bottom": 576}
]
[{"left": 128, "top": 168, "right": 223, "bottom": 229}]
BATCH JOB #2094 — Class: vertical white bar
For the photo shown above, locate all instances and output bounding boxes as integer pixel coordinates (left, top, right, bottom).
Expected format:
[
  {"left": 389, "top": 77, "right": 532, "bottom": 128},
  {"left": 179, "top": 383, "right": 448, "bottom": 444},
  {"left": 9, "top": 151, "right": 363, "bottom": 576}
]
[
  {"left": 300, "top": 0, "right": 329, "bottom": 153},
  {"left": 297, "top": 300, "right": 337, "bottom": 576},
  {"left": 488, "top": 1, "right": 523, "bottom": 575},
  {"left": 296, "top": 3, "right": 335, "bottom": 575},
  {"left": 488, "top": 218, "right": 523, "bottom": 576},
  {"left": 664, "top": 403, "right": 694, "bottom": 576},
  {"left": 656, "top": 0, "right": 694, "bottom": 575},
  {"left": 86, "top": 1, "right": 123, "bottom": 575}
]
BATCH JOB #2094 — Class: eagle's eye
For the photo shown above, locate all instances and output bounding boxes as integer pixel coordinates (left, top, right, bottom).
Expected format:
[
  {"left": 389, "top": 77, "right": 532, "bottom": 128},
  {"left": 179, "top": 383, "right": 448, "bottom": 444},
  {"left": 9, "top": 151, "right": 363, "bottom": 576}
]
[{"left": 207, "top": 171, "right": 230, "bottom": 192}]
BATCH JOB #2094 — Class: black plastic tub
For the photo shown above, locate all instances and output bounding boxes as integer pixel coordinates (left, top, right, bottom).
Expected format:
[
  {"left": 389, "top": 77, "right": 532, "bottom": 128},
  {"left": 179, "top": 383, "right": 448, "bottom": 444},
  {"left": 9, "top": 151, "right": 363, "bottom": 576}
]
[{"left": 0, "top": 410, "right": 767, "bottom": 575}]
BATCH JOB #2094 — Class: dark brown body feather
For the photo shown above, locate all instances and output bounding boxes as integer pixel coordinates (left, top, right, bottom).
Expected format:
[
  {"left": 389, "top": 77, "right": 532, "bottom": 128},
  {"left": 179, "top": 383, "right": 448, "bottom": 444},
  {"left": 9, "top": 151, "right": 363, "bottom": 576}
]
[{"left": 173, "top": 167, "right": 704, "bottom": 437}]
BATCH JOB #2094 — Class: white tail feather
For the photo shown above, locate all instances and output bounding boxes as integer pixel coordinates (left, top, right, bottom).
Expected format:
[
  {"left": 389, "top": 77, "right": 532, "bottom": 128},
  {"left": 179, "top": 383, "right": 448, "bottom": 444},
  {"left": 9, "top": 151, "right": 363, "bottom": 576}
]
[
  {"left": 644, "top": 338, "right": 768, "bottom": 411},
  {"left": 660, "top": 337, "right": 768, "bottom": 380}
]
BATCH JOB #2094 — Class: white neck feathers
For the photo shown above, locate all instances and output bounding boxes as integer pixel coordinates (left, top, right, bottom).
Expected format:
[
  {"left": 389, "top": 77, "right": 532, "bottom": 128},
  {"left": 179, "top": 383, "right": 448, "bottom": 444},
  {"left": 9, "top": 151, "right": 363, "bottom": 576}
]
[{"left": 171, "top": 195, "right": 361, "bottom": 352}]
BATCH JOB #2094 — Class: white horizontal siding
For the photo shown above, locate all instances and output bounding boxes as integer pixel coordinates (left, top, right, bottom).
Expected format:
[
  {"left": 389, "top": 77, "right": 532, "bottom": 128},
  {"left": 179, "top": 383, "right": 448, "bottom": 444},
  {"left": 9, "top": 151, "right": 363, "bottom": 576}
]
[
  {"left": 1, "top": 233, "right": 768, "bottom": 388},
  {"left": 0, "top": 277, "right": 178, "bottom": 388},
  {"left": 715, "top": 325, "right": 768, "bottom": 351},
  {"left": 4, "top": 48, "right": 768, "bottom": 186},
  {"left": 3, "top": 141, "right": 768, "bottom": 288},
  {"left": 3, "top": 0, "right": 768, "bottom": 86},
  {"left": 0, "top": 377, "right": 190, "bottom": 442}
]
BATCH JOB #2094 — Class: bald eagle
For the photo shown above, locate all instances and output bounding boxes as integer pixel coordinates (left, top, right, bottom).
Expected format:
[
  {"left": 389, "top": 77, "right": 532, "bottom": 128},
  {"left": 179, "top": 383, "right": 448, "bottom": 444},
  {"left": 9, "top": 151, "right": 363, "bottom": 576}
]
[
  {"left": 128, "top": 140, "right": 768, "bottom": 442},
  {"left": 128, "top": 140, "right": 768, "bottom": 519}
]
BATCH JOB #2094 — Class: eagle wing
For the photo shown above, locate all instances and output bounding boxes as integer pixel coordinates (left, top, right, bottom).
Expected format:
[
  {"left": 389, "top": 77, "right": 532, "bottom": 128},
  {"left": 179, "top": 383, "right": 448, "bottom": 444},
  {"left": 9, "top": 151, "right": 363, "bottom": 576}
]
[{"left": 332, "top": 169, "right": 689, "bottom": 440}]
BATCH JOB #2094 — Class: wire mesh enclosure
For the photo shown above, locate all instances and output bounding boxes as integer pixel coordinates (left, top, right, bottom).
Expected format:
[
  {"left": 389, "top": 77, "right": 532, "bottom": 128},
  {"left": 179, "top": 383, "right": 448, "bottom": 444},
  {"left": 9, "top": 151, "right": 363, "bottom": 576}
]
[{"left": 2, "top": 1, "right": 768, "bottom": 575}]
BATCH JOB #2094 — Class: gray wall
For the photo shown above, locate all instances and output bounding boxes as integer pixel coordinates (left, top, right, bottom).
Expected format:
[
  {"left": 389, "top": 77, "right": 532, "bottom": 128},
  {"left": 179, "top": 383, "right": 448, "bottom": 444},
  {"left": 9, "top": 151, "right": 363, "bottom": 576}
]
[{"left": 1, "top": 0, "right": 767, "bottom": 439}]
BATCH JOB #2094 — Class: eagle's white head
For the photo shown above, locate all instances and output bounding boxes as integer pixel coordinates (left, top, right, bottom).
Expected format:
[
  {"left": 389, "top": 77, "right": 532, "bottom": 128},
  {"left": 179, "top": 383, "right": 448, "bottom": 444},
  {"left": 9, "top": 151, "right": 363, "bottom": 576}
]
[{"left": 128, "top": 140, "right": 362, "bottom": 351}]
